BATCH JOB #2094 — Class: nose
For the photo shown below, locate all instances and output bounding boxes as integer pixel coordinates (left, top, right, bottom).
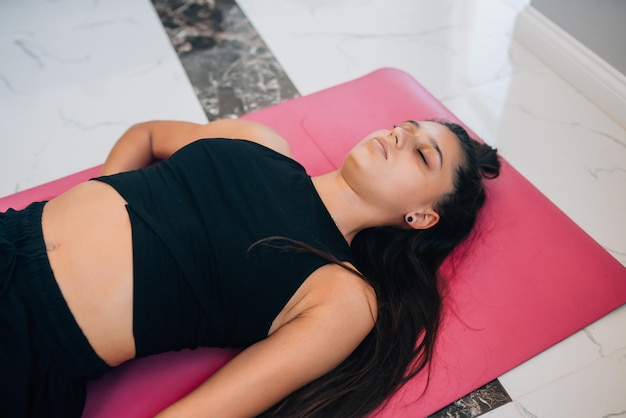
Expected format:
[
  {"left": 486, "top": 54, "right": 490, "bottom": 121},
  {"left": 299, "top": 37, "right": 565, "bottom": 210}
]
[{"left": 389, "top": 126, "right": 405, "bottom": 148}]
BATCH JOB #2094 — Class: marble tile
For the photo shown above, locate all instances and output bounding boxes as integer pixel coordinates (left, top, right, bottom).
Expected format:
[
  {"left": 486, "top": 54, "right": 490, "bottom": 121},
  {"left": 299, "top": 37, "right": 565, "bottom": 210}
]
[
  {"left": 429, "top": 380, "right": 512, "bottom": 418},
  {"left": 500, "top": 304, "right": 626, "bottom": 399},
  {"left": 583, "top": 303, "right": 626, "bottom": 357},
  {"left": 441, "top": 67, "right": 626, "bottom": 266},
  {"left": 500, "top": 0, "right": 531, "bottom": 12},
  {"left": 152, "top": 0, "right": 298, "bottom": 120},
  {"left": 498, "top": 324, "right": 612, "bottom": 399},
  {"left": 513, "top": 348, "right": 626, "bottom": 418},
  {"left": 236, "top": 0, "right": 537, "bottom": 97},
  {"left": 480, "top": 402, "right": 525, "bottom": 418},
  {"left": 0, "top": 0, "right": 205, "bottom": 198}
]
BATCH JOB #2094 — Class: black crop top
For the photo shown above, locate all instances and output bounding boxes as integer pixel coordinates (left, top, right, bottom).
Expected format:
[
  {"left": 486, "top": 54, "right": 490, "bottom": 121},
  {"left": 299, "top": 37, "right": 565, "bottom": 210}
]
[{"left": 95, "top": 139, "right": 353, "bottom": 355}]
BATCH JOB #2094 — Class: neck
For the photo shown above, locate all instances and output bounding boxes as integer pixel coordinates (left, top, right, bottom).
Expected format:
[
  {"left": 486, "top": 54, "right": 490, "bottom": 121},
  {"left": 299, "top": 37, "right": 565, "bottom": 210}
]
[{"left": 311, "top": 170, "right": 379, "bottom": 244}]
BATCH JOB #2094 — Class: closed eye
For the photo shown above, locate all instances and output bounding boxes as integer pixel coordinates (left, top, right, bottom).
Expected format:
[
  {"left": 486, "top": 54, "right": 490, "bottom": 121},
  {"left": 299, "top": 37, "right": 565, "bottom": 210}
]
[{"left": 417, "top": 149, "right": 428, "bottom": 166}]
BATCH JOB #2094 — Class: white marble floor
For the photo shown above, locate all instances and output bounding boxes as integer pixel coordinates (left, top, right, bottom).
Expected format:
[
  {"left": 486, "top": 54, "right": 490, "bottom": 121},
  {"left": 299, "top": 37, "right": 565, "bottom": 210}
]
[{"left": 1, "top": 0, "right": 625, "bottom": 417}]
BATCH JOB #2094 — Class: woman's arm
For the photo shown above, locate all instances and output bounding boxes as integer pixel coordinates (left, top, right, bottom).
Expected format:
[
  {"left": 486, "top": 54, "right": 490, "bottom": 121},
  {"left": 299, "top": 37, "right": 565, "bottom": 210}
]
[
  {"left": 156, "top": 265, "right": 377, "bottom": 418},
  {"left": 99, "top": 119, "right": 292, "bottom": 176}
]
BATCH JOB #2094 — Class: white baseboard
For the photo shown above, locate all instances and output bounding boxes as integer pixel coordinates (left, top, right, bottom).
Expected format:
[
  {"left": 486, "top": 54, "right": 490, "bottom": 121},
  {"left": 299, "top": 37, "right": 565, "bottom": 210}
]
[{"left": 514, "top": 6, "right": 626, "bottom": 129}]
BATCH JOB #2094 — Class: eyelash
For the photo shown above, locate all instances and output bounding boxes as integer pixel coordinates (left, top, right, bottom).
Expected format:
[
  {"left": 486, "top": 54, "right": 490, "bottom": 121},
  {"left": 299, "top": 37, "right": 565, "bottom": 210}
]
[{"left": 417, "top": 149, "right": 428, "bottom": 165}]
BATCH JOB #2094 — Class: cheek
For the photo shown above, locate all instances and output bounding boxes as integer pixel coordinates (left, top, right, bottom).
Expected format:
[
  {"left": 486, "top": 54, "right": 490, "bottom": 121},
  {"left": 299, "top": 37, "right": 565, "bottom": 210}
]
[
  {"left": 387, "top": 170, "right": 440, "bottom": 210},
  {"left": 376, "top": 173, "right": 416, "bottom": 209}
]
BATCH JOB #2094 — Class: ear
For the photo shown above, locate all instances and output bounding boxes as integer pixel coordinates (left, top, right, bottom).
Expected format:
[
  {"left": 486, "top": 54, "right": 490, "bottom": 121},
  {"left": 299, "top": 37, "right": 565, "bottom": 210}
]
[{"left": 405, "top": 210, "right": 440, "bottom": 230}]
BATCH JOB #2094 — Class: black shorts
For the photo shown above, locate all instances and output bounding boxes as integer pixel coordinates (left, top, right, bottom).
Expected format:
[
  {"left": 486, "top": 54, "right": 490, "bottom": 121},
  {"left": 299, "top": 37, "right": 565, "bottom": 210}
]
[{"left": 0, "top": 201, "right": 111, "bottom": 418}]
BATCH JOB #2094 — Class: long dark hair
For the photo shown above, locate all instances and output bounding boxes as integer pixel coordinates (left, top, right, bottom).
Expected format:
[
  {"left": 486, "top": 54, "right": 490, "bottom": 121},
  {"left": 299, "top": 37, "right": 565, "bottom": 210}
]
[{"left": 259, "top": 121, "right": 500, "bottom": 417}]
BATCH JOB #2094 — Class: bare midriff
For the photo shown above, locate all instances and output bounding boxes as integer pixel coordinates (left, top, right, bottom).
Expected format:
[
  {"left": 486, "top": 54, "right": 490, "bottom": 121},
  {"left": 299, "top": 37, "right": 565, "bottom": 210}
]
[
  {"left": 38, "top": 180, "right": 353, "bottom": 368},
  {"left": 41, "top": 181, "right": 136, "bottom": 366}
]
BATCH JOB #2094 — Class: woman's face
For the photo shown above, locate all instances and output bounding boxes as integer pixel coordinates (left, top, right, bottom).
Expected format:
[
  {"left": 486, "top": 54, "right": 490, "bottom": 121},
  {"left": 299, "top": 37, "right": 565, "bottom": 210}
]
[{"left": 341, "top": 120, "right": 463, "bottom": 228}]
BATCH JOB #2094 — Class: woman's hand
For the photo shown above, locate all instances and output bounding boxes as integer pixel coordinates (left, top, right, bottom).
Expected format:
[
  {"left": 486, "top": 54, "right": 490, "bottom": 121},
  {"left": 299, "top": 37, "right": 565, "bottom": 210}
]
[{"left": 99, "top": 119, "right": 292, "bottom": 176}]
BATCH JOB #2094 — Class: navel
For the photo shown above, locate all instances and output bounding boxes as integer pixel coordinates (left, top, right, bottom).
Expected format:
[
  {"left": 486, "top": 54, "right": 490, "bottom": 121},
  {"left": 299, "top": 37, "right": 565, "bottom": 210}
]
[{"left": 45, "top": 240, "right": 59, "bottom": 252}]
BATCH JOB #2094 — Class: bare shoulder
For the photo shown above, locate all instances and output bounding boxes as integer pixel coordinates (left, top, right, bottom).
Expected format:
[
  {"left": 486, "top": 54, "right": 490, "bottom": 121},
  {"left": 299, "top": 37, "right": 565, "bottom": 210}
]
[
  {"left": 270, "top": 263, "right": 378, "bottom": 337},
  {"left": 197, "top": 119, "right": 293, "bottom": 157},
  {"left": 311, "top": 263, "right": 377, "bottom": 315}
]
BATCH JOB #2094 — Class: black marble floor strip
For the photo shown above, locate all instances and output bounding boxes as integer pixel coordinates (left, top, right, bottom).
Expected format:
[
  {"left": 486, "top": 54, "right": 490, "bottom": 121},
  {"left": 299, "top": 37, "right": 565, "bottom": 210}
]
[
  {"left": 429, "top": 379, "right": 512, "bottom": 418},
  {"left": 152, "top": 0, "right": 299, "bottom": 120},
  {"left": 150, "top": 1, "right": 513, "bottom": 416}
]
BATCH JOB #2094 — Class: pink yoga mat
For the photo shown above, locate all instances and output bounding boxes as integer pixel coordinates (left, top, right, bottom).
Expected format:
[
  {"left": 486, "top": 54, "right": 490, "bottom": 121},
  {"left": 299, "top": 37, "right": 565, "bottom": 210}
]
[{"left": 2, "top": 68, "right": 625, "bottom": 417}]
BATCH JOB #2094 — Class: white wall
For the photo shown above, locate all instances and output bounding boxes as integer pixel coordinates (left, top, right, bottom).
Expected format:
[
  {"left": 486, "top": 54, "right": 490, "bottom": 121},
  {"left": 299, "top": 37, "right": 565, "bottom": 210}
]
[{"left": 531, "top": 0, "right": 626, "bottom": 75}]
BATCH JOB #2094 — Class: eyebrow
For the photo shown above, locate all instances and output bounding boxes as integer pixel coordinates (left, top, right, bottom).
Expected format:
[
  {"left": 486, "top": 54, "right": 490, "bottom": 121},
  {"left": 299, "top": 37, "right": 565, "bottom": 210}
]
[{"left": 407, "top": 120, "right": 444, "bottom": 169}]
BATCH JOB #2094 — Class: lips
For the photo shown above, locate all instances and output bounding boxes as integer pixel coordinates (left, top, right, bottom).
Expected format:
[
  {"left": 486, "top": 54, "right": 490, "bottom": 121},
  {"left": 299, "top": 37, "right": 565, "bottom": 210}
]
[{"left": 373, "top": 137, "right": 388, "bottom": 159}]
